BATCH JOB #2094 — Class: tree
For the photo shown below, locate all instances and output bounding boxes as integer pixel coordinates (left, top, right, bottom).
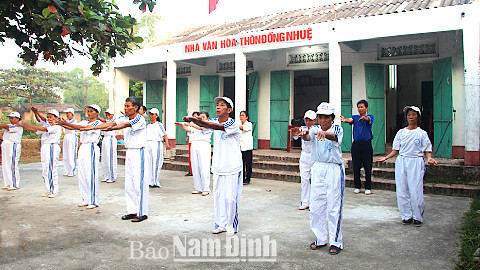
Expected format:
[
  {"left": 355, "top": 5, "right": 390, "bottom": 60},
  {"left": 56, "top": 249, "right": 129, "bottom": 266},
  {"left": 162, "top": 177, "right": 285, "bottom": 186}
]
[
  {"left": 0, "top": 0, "right": 157, "bottom": 76},
  {"left": 129, "top": 80, "right": 143, "bottom": 99},
  {"left": 63, "top": 67, "right": 108, "bottom": 112},
  {"left": 0, "top": 67, "right": 65, "bottom": 106},
  {"left": 137, "top": 13, "right": 162, "bottom": 46}
]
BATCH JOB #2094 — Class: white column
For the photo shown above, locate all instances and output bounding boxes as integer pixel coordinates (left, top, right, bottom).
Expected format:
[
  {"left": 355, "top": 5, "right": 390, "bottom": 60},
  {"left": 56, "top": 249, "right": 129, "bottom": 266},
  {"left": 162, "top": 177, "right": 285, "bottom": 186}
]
[
  {"left": 235, "top": 52, "right": 247, "bottom": 121},
  {"left": 113, "top": 68, "right": 130, "bottom": 116},
  {"left": 166, "top": 60, "right": 177, "bottom": 142},
  {"left": 329, "top": 40, "right": 342, "bottom": 125},
  {"left": 462, "top": 16, "right": 480, "bottom": 165}
]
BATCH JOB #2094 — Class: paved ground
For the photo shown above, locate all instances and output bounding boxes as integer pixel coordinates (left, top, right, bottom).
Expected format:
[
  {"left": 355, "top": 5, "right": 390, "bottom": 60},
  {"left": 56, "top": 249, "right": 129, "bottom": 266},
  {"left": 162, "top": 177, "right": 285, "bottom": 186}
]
[{"left": 0, "top": 162, "right": 471, "bottom": 269}]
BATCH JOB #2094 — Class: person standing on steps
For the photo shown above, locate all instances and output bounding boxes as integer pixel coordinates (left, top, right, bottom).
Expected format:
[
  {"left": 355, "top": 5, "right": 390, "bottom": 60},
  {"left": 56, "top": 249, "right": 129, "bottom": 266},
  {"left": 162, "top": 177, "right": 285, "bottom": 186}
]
[
  {"left": 239, "top": 110, "right": 253, "bottom": 185},
  {"left": 340, "top": 100, "right": 374, "bottom": 195}
]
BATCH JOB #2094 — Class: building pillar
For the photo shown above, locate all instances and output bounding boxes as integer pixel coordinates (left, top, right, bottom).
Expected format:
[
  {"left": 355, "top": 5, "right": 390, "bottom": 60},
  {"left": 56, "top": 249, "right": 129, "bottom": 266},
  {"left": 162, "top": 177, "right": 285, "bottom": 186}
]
[
  {"left": 463, "top": 16, "right": 480, "bottom": 165},
  {"left": 112, "top": 68, "right": 130, "bottom": 116},
  {"left": 166, "top": 60, "right": 177, "bottom": 147},
  {"left": 329, "top": 40, "right": 342, "bottom": 124},
  {"left": 235, "top": 52, "right": 247, "bottom": 121}
]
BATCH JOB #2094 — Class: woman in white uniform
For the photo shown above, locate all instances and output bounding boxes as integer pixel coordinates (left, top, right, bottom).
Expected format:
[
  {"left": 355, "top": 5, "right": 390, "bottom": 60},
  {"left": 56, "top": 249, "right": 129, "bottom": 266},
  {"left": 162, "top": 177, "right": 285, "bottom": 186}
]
[
  {"left": 239, "top": 111, "right": 253, "bottom": 185},
  {"left": 1, "top": 112, "right": 23, "bottom": 191},
  {"left": 376, "top": 106, "right": 437, "bottom": 227},
  {"left": 147, "top": 108, "right": 171, "bottom": 188},
  {"left": 101, "top": 109, "right": 117, "bottom": 183},
  {"left": 55, "top": 104, "right": 102, "bottom": 209},
  {"left": 292, "top": 102, "right": 345, "bottom": 255},
  {"left": 62, "top": 108, "right": 78, "bottom": 177},
  {"left": 176, "top": 111, "right": 212, "bottom": 195}
]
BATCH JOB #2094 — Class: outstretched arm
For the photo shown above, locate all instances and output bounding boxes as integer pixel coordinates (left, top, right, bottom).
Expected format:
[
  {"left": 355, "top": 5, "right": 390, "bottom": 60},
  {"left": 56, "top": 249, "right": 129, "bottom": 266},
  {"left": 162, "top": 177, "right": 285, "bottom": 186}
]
[
  {"left": 175, "top": 122, "right": 192, "bottom": 132},
  {"left": 340, "top": 115, "right": 353, "bottom": 123},
  {"left": 81, "top": 121, "right": 116, "bottom": 131},
  {"left": 104, "top": 121, "right": 131, "bottom": 131},
  {"left": 183, "top": 116, "right": 224, "bottom": 131},
  {"left": 18, "top": 123, "right": 48, "bottom": 132},
  {"left": 31, "top": 107, "right": 46, "bottom": 122},
  {"left": 0, "top": 123, "right": 9, "bottom": 130},
  {"left": 51, "top": 118, "right": 84, "bottom": 130}
]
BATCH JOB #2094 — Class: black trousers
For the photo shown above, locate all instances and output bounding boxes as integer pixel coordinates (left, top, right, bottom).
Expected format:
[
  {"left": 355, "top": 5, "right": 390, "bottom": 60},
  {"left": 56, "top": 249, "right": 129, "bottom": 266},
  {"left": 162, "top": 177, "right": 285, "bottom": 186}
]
[
  {"left": 242, "top": 150, "right": 253, "bottom": 184},
  {"left": 351, "top": 141, "right": 373, "bottom": 189}
]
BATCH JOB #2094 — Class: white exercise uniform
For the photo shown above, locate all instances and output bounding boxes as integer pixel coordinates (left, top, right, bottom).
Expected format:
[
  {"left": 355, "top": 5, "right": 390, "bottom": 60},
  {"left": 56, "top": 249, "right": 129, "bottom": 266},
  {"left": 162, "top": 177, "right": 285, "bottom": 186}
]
[
  {"left": 208, "top": 118, "right": 243, "bottom": 233},
  {"left": 189, "top": 127, "right": 212, "bottom": 193},
  {"left": 101, "top": 120, "right": 117, "bottom": 182},
  {"left": 1, "top": 124, "right": 23, "bottom": 188},
  {"left": 38, "top": 120, "right": 62, "bottom": 195},
  {"left": 309, "top": 124, "right": 345, "bottom": 249},
  {"left": 293, "top": 125, "right": 316, "bottom": 207},
  {"left": 115, "top": 114, "right": 150, "bottom": 216},
  {"left": 77, "top": 120, "right": 101, "bottom": 206},
  {"left": 62, "top": 118, "right": 78, "bottom": 176},
  {"left": 393, "top": 127, "right": 432, "bottom": 223},
  {"left": 147, "top": 122, "right": 167, "bottom": 187}
]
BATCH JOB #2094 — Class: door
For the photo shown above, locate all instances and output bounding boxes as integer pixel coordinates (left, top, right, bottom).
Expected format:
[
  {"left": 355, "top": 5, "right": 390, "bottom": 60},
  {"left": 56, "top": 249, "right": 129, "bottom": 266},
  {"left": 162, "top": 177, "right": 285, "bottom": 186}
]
[
  {"left": 433, "top": 58, "right": 453, "bottom": 158},
  {"left": 365, "top": 64, "right": 386, "bottom": 155},
  {"left": 341, "top": 66, "right": 353, "bottom": 152},
  {"left": 200, "top": 75, "right": 219, "bottom": 119},
  {"left": 270, "top": 71, "right": 290, "bottom": 149},
  {"left": 248, "top": 72, "right": 259, "bottom": 149},
  {"left": 176, "top": 78, "right": 188, "bottom": 145},
  {"left": 145, "top": 80, "right": 163, "bottom": 122}
]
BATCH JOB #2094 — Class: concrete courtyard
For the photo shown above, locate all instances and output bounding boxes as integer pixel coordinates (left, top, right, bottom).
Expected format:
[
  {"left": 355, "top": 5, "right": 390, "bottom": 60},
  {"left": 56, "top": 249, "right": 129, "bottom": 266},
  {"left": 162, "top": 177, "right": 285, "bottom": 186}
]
[{"left": 0, "top": 162, "right": 471, "bottom": 269}]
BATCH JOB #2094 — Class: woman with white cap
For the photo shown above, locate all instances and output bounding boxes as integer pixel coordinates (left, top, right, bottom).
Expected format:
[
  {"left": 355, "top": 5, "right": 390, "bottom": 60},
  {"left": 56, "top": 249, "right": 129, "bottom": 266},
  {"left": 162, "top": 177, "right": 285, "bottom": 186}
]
[
  {"left": 54, "top": 104, "right": 103, "bottom": 209},
  {"left": 292, "top": 109, "right": 317, "bottom": 210},
  {"left": 292, "top": 102, "right": 345, "bottom": 255},
  {"left": 376, "top": 106, "right": 437, "bottom": 227},
  {"left": 146, "top": 108, "right": 171, "bottom": 188},
  {"left": 0, "top": 112, "right": 23, "bottom": 191},
  {"left": 101, "top": 109, "right": 117, "bottom": 183},
  {"left": 20, "top": 107, "right": 62, "bottom": 197},
  {"left": 62, "top": 108, "right": 78, "bottom": 177}
]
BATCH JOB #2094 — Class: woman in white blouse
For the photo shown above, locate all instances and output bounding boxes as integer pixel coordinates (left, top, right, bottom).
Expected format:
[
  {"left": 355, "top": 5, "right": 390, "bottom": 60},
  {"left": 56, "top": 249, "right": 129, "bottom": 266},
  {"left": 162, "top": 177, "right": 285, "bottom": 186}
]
[{"left": 239, "top": 111, "right": 253, "bottom": 185}]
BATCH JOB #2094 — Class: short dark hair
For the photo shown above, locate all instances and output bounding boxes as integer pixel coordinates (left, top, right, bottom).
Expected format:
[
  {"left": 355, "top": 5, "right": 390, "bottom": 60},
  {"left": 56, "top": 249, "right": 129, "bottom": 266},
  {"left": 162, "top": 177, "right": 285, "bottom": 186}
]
[
  {"left": 125, "top": 96, "right": 142, "bottom": 112},
  {"left": 192, "top": 111, "right": 200, "bottom": 117},
  {"left": 357, "top": 100, "right": 368, "bottom": 108},
  {"left": 141, "top": 105, "right": 147, "bottom": 112},
  {"left": 199, "top": 110, "right": 209, "bottom": 118},
  {"left": 240, "top": 110, "right": 249, "bottom": 118}
]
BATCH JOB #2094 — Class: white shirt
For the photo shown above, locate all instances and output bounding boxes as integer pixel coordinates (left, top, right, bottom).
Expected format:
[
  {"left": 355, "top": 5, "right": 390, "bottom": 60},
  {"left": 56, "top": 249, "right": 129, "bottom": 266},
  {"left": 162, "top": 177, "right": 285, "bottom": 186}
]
[
  {"left": 64, "top": 118, "right": 78, "bottom": 135},
  {"left": 208, "top": 118, "right": 242, "bottom": 175},
  {"left": 103, "top": 119, "right": 116, "bottom": 137},
  {"left": 38, "top": 120, "right": 62, "bottom": 144},
  {"left": 293, "top": 125, "right": 316, "bottom": 154},
  {"left": 309, "top": 125, "right": 344, "bottom": 164},
  {"left": 114, "top": 114, "right": 147, "bottom": 149},
  {"left": 78, "top": 120, "right": 101, "bottom": 144},
  {"left": 1, "top": 125, "right": 23, "bottom": 144},
  {"left": 147, "top": 122, "right": 167, "bottom": 142},
  {"left": 393, "top": 127, "right": 432, "bottom": 158},
  {"left": 189, "top": 127, "right": 212, "bottom": 143},
  {"left": 240, "top": 121, "right": 253, "bottom": 151}
]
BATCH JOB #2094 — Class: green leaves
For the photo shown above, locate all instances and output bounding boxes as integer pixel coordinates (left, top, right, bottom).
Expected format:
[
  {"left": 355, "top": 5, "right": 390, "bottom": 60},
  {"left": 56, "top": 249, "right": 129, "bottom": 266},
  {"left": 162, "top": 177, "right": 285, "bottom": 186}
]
[
  {"left": 42, "top": 8, "right": 50, "bottom": 18},
  {"left": 133, "top": 36, "right": 144, "bottom": 43}
]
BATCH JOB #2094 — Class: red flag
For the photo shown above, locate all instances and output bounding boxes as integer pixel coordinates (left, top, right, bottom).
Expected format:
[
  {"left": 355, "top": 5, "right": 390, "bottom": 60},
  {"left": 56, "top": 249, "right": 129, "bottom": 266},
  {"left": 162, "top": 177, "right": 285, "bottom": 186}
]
[{"left": 209, "top": 0, "right": 219, "bottom": 14}]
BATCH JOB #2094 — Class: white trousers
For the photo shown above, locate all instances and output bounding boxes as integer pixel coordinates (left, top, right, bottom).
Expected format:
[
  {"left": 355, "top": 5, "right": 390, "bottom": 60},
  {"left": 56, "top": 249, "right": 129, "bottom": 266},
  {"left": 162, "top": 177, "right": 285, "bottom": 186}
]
[
  {"left": 395, "top": 155, "right": 425, "bottom": 222},
  {"left": 191, "top": 141, "right": 211, "bottom": 193},
  {"left": 2, "top": 140, "right": 21, "bottom": 188},
  {"left": 62, "top": 133, "right": 78, "bottom": 176},
  {"left": 310, "top": 162, "right": 345, "bottom": 249},
  {"left": 41, "top": 143, "right": 61, "bottom": 194},
  {"left": 125, "top": 148, "right": 150, "bottom": 216},
  {"left": 147, "top": 140, "right": 163, "bottom": 187},
  {"left": 299, "top": 151, "right": 313, "bottom": 206},
  {"left": 213, "top": 171, "right": 243, "bottom": 233},
  {"left": 101, "top": 135, "right": 117, "bottom": 181},
  {"left": 78, "top": 143, "right": 100, "bottom": 205}
]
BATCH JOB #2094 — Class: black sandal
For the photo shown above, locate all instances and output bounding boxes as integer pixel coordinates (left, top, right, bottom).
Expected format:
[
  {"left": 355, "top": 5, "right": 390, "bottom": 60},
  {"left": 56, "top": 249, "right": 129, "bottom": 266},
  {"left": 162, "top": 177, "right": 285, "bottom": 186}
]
[
  {"left": 122, "top": 214, "right": 137, "bottom": 220},
  {"left": 329, "top": 245, "right": 342, "bottom": 255},
  {"left": 310, "top": 242, "right": 326, "bottom": 250},
  {"left": 131, "top": 215, "right": 148, "bottom": 222}
]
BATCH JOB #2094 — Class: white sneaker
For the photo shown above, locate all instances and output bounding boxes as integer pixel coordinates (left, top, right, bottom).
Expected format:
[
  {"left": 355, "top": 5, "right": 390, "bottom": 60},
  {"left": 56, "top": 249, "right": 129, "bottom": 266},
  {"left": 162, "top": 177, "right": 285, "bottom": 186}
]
[
  {"left": 41, "top": 192, "right": 51, "bottom": 197},
  {"left": 212, "top": 228, "right": 226, "bottom": 234},
  {"left": 2, "top": 186, "right": 10, "bottom": 190},
  {"left": 192, "top": 191, "right": 202, "bottom": 194},
  {"left": 202, "top": 192, "right": 209, "bottom": 196},
  {"left": 48, "top": 193, "right": 60, "bottom": 198},
  {"left": 86, "top": 205, "right": 98, "bottom": 209},
  {"left": 299, "top": 205, "right": 309, "bottom": 210},
  {"left": 7, "top": 187, "right": 19, "bottom": 191},
  {"left": 226, "top": 231, "right": 235, "bottom": 237},
  {"left": 106, "top": 179, "right": 115, "bottom": 183},
  {"left": 101, "top": 179, "right": 107, "bottom": 182},
  {"left": 365, "top": 189, "right": 372, "bottom": 195},
  {"left": 353, "top": 189, "right": 361, "bottom": 194},
  {"left": 78, "top": 203, "right": 88, "bottom": 207}
]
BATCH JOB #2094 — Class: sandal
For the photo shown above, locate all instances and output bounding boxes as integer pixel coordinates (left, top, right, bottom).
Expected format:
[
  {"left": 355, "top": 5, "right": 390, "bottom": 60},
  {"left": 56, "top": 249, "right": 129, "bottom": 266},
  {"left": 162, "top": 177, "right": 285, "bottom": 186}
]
[
  {"left": 131, "top": 215, "right": 148, "bottom": 222},
  {"left": 122, "top": 214, "right": 137, "bottom": 220},
  {"left": 310, "top": 242, "right": 326, "bottom": 250},
  {"left": 329, "top": 245, "right": 342, "bottom": 255}
]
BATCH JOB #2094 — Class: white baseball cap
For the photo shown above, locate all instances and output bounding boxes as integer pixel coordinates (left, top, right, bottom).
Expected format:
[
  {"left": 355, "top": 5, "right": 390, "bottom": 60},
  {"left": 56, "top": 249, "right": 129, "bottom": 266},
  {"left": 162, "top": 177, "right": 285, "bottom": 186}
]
[
  {"left": 149, "top": 108, "right": 160, "bottom": 115},
  {"left": 214, "top": 96, "right": 234, "bottom": 109},
  {"left": 63, "top": 108, "right": 75, "bottom": 114},
  {"left": 304, "top": 110, "right": 316, "bottom": 120},
  {"left": 403, "top": 105, "right": 421, "bottom": 116},
  {"left": 47, "top": 109, "right": 59, "bottom": 118},
  {"left": 7, "top": 112, "right": 21, "bottom": 118},
  {"left": 316, "top": 102, "right": 335, "bottom": 115},
  {"left": 86, "top": 104, "right": 101, "bottom": 113},
  {"left": 105, "top": 109, "right": 114, "bottom": 115}
]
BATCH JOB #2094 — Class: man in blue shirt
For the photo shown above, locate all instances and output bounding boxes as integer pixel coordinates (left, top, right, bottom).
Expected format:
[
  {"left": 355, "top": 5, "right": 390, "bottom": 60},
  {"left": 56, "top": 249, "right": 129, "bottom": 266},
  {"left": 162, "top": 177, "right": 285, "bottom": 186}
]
[{"left": 340, "top": 100, "right": 374, "bottom": 195}]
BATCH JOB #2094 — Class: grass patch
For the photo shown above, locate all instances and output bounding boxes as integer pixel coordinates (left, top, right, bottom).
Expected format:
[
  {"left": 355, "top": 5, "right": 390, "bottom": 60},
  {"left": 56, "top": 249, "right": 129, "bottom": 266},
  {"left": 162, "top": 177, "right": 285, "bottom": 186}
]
[
  {"left": 424, "top": 175, "right": 479, "bottom": 186},
  {"left": 456, "top": 196, "right": 480, "bottom": 269}
]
